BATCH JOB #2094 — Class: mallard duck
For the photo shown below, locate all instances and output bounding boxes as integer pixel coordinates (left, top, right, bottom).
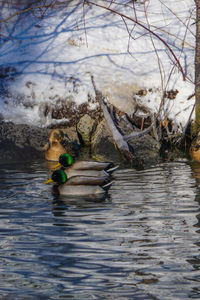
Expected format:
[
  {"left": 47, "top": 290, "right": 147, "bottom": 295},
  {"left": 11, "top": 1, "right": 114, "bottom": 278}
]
[
  {"left": 45, "top": 167, "right": 110, "bottom": 182},
  {"left": 53, "top": 153, "right": 119, "bottom": 174},
  {"left": 190, "top": 137, "right": 200, "bottom": 163},
  {"left": 45, "top": 169, "right": 113, "bottom": 196},
  {"left": 63, "top": 168, "right": 109, "bottom": 178},
  {"left": 45, "top": 129, "right": 66, "bottom": 161}
]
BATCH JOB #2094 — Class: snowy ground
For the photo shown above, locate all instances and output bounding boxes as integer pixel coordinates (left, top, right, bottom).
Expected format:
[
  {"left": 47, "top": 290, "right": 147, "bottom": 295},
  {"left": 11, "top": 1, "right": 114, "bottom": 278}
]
[{"left": 0, "top": 0, "right": 196, "bottom": 130}]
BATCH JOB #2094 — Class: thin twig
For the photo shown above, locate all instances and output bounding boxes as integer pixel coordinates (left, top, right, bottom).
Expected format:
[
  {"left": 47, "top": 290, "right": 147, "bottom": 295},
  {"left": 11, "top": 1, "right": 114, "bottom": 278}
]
[
  {"left": 123, "top": 122, "right": 154, "bottom": 141},
  {"left": 82, "top": 0, "right": 88, "bottom": 47},
  {"left": 87, "top": 0, "right": 186, "bottom": 81},
  {"left": 176, "top": 103, "right": 195, "bottom": 143}
]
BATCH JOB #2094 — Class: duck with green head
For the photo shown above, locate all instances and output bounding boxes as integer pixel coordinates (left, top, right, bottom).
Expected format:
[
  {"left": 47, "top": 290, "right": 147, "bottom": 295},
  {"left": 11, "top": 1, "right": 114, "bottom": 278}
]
[
  {"left": 45, "top": 169, "right": 113, "bottom": 196},
  {"left": 53, "top": 153, "right": 118, "bottom": 175}
]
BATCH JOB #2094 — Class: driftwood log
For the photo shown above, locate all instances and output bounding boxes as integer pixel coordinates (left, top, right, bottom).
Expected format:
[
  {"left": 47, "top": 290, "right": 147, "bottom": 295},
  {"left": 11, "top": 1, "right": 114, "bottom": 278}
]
[
  {"left": 91, "top": 76, "right": 134, "bottom": 161},
  {"left": 91, "top": 76, "right": 159, "bottom": 162}
]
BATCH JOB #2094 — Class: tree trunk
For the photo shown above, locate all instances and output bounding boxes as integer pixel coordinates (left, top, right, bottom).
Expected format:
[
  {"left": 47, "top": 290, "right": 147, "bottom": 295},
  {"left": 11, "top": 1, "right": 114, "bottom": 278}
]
[{"left": 195, "top": 0, "right": 200, "bottom": 130}]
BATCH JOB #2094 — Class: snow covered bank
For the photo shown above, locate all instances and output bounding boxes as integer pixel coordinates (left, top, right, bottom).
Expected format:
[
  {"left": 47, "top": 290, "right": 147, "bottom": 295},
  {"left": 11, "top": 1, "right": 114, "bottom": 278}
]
[{"left": 0, "top": 0, "right": 195, "bottom": 131}]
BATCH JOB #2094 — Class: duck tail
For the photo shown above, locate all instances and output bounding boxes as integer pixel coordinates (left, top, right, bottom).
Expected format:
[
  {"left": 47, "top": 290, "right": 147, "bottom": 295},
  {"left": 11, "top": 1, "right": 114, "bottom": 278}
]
[
  {"left": 103, "top": 170, "right": 110, "bottom": 176},
  {"left": 106, "top": 165, "right": 119, "bottom": 174},
  {"left": 104, "top": 162, "right": 114, "bottom": 171},
  {"left": 100, "top": 179, "right": 114, "bottom": 191}
]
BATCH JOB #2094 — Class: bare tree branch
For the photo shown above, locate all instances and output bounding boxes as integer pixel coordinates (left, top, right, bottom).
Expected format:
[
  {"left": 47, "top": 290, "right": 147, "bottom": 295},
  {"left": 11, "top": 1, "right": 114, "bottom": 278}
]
[
  {"left": 123, "top": 122, "right": 154, "bottom": 141},
  {"left": 87, "top": 0, "right": 186, "bottom": 81},
  {"left": 91, "top": 75, "right": 130, "bottom": 151}
]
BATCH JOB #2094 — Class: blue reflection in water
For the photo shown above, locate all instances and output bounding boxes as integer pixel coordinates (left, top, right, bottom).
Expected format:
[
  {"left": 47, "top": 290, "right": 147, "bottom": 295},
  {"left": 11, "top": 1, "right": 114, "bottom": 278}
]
[{"left": 0, "top": 159, "right": 200, "bottom": 299}]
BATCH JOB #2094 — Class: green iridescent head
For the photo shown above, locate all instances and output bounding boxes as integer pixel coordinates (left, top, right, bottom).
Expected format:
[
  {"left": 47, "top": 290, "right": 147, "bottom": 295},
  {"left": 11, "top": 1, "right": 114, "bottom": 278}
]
[
  {"left": 52, "top": 170, "right": 67, "bottom": 185},
  {"left": 59, "top": 153, "right": 74, "bottom": 167}
]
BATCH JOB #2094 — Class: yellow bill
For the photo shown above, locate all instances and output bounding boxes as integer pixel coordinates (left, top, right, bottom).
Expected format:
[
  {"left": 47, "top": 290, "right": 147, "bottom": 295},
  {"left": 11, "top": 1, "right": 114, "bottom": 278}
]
[
  {"left": 43, "top": 178, "right": 53, "bottom": 184},
  {"left": 53, "top": 162, "right": 61, "bottom": 169}
]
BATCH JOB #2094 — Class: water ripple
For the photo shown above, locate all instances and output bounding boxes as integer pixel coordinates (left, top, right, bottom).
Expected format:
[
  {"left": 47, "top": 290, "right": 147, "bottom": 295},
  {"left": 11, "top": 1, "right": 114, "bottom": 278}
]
[{"left": 0, "top": 160, "right": 200, "bottom": 299}]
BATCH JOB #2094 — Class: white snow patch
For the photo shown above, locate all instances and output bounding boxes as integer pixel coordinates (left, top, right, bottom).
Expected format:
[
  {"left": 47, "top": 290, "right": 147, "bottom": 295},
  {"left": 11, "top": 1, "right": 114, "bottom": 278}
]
[{"left": 0, "top": 0, "right": 196, "bottom": 128}]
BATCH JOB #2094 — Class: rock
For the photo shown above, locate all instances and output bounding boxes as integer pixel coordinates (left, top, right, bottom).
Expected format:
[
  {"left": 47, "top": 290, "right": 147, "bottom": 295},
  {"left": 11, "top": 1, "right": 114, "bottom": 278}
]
[
  {"left": 0, "top": 113, "right": 161, "bottom": 166},
  {"left": 91, "top": 112, "right": 160, "bottom": 166},
  {"left": 61, "top": 126, "right": 81, "bottom": 157},
  {"left": 0, "top": 121, "right": 50, "bottom": 161},
  {"left": 128, "top": 135, "right": 160, "bottom": 167},
  {"left": 115, "top": 113, "right": 161, "bottom": 167},
  {"left": 77, "top": 114, "right": 97, "bottom": 145},
  {"left": 62, "top": 126, "right": 79, "bottom": 143},
  {"left": 0, "top": 121, "right": 82, "bottom": 161},
  {"left": 91, "top": 119, "right": 121, "bottom": 162}
]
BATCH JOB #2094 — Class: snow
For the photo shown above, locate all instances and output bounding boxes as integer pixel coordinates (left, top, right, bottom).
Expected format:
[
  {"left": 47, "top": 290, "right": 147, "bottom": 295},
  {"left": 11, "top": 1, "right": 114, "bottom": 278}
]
[{"left": 0, "top": 0, "right": 196, "bottom": 130}]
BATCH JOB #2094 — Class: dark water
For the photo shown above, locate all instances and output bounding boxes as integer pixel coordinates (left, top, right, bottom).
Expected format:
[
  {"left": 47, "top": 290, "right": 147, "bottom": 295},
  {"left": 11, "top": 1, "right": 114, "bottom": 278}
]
[{"left": 0, "top": 159, "right": 200, "bottom": 299}]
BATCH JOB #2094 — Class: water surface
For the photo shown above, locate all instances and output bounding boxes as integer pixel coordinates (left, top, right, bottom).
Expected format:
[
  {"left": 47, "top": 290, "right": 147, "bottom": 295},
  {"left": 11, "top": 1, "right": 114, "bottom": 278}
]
[{"left": 0, "top": 159, "right": 200, "bottom": 299}]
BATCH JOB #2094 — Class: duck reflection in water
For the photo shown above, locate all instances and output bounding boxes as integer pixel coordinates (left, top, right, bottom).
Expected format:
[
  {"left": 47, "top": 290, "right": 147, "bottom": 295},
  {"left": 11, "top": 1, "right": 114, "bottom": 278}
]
[{"left": 52, "top": 193, "right": 110, "bottom": 217}]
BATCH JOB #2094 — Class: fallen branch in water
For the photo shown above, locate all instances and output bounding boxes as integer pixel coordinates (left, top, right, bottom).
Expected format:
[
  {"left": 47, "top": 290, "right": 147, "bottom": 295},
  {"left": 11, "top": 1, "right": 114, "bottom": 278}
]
[
  {"left": 91, "top": 76, "right": 134, "bottom": 160},
  {"left": 91, "top": 75, "right": 162, "bottom": 162},
  {"left": 123, "top": 119, "right": 155, "bottom": 141}
]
